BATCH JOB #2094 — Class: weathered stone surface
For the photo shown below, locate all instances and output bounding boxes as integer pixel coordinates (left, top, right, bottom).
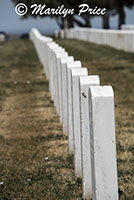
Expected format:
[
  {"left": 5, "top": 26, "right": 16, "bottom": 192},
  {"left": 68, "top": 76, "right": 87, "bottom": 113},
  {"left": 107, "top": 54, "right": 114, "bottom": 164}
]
[
  {"left": 80, "top": 75, "right": 100, "bottom": 200},
  {"left": 88, "top": 86, "right": 119, "bottom": 200}
]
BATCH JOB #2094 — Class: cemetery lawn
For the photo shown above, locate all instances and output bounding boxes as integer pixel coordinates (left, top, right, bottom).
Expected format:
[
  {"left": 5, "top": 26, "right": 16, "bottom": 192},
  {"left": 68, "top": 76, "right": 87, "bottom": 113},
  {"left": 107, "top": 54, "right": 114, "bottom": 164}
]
[
  {"left": 56, "top": 39, "right": 134, "bottom": 200},
  {"left": 0, "top": 39, "right": 82, "bottom": 200},
  {"left": 0, "top": 38, "right": 133, "bottom": 200}
]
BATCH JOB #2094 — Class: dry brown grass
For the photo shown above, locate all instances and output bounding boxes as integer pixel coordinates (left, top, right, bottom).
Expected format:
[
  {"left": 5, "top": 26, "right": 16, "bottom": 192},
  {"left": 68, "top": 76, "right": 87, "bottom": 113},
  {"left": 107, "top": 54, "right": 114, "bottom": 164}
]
[
  {"left": 0, "top": 37, "right": 133, "bottom": 199},
  {"left": 0, "top": 39, "right": 82, "bottom": 200}
]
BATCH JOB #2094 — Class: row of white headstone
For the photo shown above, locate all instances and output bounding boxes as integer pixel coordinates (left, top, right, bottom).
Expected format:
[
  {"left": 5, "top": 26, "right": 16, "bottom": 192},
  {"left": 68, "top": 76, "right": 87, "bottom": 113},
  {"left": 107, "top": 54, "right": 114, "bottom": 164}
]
[
  {"left": 56, "top": 27, "right": 134, "bottom": 53},
  {"left": 0, "top": 34, "right": 5, "bottom": 42},
  {"left": 121, "top": 24, "right": 134, "bottom": 30},
  {"left": 30, "top": 28, "right": 119, "bottom": 200}
]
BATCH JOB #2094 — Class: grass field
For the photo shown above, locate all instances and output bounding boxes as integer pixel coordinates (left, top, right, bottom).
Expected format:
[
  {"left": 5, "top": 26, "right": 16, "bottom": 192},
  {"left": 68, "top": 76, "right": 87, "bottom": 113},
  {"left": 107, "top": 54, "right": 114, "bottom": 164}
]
[{"left": 0, "top": 38, "right": 133, "bottom": 199}]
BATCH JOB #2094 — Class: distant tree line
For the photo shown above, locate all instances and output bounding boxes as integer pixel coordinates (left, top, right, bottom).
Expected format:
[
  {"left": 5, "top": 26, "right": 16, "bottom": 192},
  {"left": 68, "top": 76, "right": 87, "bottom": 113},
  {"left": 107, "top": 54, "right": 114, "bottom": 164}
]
[{"left": 12, "top": 0, "right": 134, "bottom": 29}]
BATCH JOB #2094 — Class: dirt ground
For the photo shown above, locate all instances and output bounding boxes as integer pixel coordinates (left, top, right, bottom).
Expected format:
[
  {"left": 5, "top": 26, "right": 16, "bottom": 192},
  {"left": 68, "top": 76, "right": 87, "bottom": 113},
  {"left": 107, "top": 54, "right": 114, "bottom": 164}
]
[{"left": 0, "top": 38, "right": 133, "bottom": 200}]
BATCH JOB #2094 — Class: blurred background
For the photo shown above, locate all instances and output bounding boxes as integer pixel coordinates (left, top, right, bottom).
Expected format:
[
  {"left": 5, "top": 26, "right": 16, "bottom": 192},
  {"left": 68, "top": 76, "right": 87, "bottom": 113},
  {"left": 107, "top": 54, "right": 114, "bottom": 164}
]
[{"left": 0, "top": 0, "right": 134, "bottom": 38}]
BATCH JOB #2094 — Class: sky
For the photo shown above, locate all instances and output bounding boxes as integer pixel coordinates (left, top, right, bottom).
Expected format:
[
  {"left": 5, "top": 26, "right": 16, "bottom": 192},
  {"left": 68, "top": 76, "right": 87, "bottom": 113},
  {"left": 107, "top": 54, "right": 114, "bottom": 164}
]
[{"left": 0, "top": 0, "right": 134, "bottom": 35}]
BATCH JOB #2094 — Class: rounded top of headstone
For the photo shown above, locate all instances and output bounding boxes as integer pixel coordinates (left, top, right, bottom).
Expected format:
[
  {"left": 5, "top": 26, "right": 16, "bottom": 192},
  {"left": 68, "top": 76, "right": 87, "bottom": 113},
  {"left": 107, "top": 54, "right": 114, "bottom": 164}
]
[
  {"left": 67, "top": 61, "right": 81, "bottom": 69},
  {"left": 89, "top": 86, "right": 114, "bottom": 98},
  {"left": 47, "top": 42, "right": 58, "bottom": 48},
  {"left": 55, "top": 52, "right": 68, "bottom": 58},
  {"left": 53, "top": 47, "right": 64, "bottom": 53},
  {"left": 80, "top": 75, "right": 100, "bottom": 86},
  {"left": 40, "top": 36, "right": 52, "bottom": 43},
  {"left": 61, "top": 56, "right": 74, "bottom": 64},
  {"left": 71, "top": 68, "right": 88, "bottom": 76}
]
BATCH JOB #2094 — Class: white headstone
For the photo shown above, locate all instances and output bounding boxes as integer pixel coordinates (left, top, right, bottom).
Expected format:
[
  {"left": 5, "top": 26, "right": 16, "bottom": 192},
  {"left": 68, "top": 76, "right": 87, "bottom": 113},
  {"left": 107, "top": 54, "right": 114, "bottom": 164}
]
[
  {"left": 59, "top": 57, "right": 74, "bottom": 123},
  {"left": 60, "top": 57, "right": 74, "bottom": 133},
  {"left": 47, "top": 43, "right": 59, "bottom": 94},
  {"left": 50, "top": 47, "right": 65, "bottom": 101},
  {"left": 79, "top": 75, "right": 100, "bottom": 200},
  {"left": 53, "top": 50, "right": 68, "bottom": 112},
  {"left": 88, "top": 86, "right": 119, "bottom": 200},
  {"left": 71, "top": 68, "right": 88, "bottom": 177},
  {"left": 67, "top": 62, "right": 82, "bottom": 154}
]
